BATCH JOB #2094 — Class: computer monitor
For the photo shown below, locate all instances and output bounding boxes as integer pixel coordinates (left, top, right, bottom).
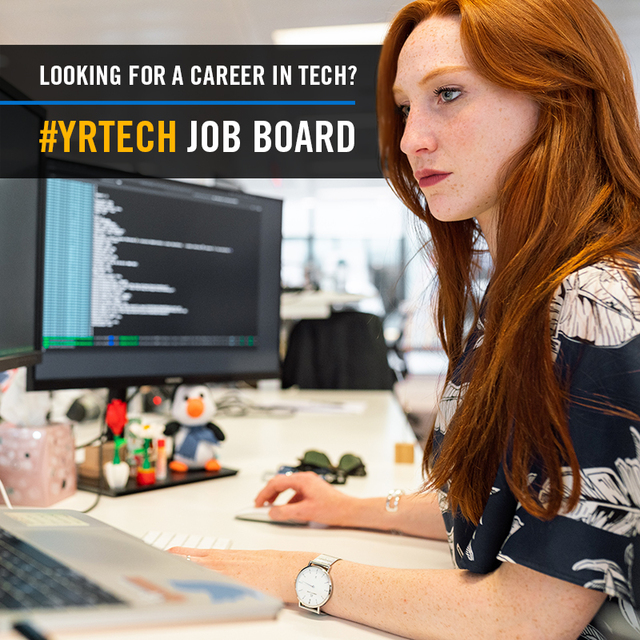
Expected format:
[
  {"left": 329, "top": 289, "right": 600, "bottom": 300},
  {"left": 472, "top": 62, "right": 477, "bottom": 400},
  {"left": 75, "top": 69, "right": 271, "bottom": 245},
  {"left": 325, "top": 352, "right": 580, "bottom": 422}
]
[
  {"left": 0, "top": 79, "right": 45, "bottom": 371},
  {"left": 28, "top": 159, "right": 283, "bottom": 396}
]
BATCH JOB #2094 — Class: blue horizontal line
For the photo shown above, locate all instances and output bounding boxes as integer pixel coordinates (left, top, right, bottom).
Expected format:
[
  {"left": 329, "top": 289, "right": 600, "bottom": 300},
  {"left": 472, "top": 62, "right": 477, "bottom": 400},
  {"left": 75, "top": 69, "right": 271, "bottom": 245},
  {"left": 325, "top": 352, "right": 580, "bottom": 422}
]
[{"left": 0, "top": 100, "right": 355, "bottom": 106}]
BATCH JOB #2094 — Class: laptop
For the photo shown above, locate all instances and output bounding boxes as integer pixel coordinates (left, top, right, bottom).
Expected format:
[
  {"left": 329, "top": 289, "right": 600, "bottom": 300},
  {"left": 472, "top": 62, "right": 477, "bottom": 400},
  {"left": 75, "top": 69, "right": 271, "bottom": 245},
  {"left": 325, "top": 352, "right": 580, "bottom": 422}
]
[{"left": 0, "top": 508, "right": 282, "bottom": 632}]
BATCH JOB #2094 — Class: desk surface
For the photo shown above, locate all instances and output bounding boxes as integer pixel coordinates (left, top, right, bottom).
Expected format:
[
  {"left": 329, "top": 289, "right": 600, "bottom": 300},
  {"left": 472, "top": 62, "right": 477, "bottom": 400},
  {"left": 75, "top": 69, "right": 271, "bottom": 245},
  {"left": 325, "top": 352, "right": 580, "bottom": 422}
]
[{"left": 6, "top": 390, "right": 452, "bottom": 640}]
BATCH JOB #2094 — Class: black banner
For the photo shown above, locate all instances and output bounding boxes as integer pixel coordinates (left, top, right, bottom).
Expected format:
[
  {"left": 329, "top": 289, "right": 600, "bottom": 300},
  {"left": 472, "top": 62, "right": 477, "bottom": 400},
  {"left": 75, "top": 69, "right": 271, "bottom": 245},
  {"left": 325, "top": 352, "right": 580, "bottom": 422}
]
[{"left": 0, "top": 45, "right": 382, "bottom": 178}]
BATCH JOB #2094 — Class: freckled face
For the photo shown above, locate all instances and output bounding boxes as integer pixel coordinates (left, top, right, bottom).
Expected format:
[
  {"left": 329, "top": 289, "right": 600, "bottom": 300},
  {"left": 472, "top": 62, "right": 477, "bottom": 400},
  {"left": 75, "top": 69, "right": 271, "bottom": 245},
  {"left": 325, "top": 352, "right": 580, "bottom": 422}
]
[{"left": 393, "top": 16, "right": 539, "bottom": 238}]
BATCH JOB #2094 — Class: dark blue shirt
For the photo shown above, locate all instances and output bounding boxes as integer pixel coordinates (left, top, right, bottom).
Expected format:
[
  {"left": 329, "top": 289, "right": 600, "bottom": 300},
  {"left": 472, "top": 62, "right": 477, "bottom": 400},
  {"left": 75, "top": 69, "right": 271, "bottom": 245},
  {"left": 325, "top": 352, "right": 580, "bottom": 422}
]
[{"left": 433, "top": 263, "right": 640, "bottom": 638}]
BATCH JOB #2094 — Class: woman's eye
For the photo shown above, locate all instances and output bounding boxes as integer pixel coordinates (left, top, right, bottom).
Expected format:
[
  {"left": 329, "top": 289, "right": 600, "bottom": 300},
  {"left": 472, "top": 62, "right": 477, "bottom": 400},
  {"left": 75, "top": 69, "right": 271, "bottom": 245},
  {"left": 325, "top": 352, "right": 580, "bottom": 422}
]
[
  {"left": 398, "top": 104, "right": 410, "bottom": 120},
  {"left": 434, "top": 87, "right": 461, "bottom": 103}
]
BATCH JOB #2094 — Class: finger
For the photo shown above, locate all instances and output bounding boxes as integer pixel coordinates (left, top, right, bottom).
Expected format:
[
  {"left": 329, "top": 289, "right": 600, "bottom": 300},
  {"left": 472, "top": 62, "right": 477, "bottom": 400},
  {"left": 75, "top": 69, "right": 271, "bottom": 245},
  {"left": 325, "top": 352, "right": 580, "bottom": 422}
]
[
  {"left": 254, "top": 487, "right": 279, "bottom": 507},
  {"left": 254, "top": 476, "right": 289, "bottom": 506},
  {"left": 254, "top": 473, "right": 312, "bottom": 506},
  {"left": 167, "top": 546, "right": 208, "bottom": 560}
]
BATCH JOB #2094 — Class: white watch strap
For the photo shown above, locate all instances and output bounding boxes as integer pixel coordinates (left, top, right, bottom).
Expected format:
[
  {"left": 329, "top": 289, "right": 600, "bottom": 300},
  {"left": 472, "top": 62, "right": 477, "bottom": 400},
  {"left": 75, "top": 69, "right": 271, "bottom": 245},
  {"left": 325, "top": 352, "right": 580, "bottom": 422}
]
[{"left": 311, "top": 554, "right": 341, "bottom": 570}]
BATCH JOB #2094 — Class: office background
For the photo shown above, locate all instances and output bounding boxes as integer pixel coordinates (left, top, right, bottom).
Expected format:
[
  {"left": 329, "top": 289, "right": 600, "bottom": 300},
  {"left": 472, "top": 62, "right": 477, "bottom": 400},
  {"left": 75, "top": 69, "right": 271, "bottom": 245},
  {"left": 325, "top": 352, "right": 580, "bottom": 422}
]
[{"left": 1, "top": 0, "right": 637, "bottom": 388}]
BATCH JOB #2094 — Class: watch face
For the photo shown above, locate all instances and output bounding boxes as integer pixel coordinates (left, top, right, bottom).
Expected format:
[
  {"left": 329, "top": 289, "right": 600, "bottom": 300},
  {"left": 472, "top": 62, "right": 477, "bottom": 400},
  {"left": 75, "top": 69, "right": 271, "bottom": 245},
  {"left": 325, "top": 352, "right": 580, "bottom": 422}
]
[{"left": 295, "top": 565, "right": 332, "bottom": 608}]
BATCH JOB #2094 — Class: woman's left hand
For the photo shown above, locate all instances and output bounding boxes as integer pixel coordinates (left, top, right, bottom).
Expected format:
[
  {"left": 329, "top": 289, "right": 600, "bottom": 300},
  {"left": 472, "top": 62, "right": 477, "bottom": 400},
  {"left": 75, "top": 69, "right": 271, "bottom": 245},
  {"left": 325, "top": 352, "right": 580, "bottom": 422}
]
[{"left": 167, "top": 547, "right": 316, "bottom": 602}]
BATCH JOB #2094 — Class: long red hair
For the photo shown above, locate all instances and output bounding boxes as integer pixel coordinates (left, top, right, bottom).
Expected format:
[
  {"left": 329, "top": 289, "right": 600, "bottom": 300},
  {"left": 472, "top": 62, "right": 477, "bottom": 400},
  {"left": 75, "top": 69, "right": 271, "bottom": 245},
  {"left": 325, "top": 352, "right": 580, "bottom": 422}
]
[{"left": 378, "top": 0, "right": 640, "bottom": 523}]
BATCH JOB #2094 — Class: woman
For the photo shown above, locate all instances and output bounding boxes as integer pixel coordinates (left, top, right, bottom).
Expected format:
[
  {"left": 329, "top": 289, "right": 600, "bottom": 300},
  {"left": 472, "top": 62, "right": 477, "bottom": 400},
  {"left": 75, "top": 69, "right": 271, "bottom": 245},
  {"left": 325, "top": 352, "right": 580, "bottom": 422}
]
[{"left": 171, "top": 0, "right": 640, "bottom": 637}]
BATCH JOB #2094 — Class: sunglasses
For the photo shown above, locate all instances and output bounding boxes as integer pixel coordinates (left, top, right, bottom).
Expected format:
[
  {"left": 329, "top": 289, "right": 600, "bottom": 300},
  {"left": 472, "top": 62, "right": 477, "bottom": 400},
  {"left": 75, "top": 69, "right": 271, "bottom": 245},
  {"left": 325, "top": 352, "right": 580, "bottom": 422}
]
[{"left": 291, "top": 450, "right": 366, "bottom": 484}]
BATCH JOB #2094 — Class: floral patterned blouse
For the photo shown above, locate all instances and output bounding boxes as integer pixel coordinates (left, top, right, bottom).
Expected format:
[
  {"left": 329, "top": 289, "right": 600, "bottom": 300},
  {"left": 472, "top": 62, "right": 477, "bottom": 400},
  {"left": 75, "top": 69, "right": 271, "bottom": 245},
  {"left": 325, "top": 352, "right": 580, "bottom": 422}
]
[{"left": 433, "top": 262, "right": 640, "bottom": 639}]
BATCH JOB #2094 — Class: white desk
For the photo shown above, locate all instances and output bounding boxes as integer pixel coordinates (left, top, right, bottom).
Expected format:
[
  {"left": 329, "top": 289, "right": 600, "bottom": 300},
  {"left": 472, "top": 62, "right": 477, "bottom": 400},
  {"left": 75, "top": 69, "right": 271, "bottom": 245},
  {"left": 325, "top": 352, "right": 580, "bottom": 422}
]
[{"left": 6, "top": 390, "right": 452, "bottom": 640}]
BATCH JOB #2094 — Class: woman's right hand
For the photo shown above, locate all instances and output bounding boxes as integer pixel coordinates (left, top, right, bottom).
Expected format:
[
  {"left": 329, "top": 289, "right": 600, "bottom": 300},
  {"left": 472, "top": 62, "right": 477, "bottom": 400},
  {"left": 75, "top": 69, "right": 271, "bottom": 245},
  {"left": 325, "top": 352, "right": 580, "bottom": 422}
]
[{"left": 254, "top": 471, "right": 356, "bottom": 526}]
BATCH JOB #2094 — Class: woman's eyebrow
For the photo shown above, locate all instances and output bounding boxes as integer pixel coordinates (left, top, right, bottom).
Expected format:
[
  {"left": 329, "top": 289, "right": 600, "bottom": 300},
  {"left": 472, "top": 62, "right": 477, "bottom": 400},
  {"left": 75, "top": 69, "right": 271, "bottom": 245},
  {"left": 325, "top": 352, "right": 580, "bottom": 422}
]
[
  {"left": 393, "top": 64, "right": 469, "bottom": 97},
  {"left": 418, "top": 64, "right": 469, "bottom": 86}
]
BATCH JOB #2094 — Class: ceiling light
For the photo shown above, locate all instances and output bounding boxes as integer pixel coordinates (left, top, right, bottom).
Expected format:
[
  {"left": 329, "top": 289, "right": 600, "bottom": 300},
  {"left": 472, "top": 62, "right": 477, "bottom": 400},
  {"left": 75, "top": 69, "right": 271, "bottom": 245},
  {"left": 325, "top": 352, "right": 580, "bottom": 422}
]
[{"left": 272, "top": 23, "right": 388, "bottom": 45}]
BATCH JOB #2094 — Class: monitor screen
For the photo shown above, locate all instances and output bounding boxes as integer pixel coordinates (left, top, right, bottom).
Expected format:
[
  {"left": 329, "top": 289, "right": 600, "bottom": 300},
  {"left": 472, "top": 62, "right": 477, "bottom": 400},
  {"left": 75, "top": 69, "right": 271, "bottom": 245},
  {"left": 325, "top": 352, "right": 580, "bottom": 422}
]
[
  {"left": 0, "top": 79, "right": 44, "bottom": 371},
  {"left": 29, "top": 159, "right": 282, "bottom": 392}
]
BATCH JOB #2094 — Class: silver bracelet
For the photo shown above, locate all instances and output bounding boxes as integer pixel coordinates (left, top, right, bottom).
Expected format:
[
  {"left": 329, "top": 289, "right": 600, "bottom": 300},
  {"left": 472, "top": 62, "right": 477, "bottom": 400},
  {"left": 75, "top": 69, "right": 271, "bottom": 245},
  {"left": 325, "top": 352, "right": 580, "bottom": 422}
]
[{"left": 385, "top": 489, "right": 404, "bottom": 512}]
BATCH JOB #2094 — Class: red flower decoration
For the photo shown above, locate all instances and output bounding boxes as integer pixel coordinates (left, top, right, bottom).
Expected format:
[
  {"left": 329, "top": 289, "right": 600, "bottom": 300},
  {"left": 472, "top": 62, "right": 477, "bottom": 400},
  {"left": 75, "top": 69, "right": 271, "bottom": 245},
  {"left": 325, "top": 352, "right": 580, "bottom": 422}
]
[{"left": 106, "top": 399, "right": 127, "bottom": 436}]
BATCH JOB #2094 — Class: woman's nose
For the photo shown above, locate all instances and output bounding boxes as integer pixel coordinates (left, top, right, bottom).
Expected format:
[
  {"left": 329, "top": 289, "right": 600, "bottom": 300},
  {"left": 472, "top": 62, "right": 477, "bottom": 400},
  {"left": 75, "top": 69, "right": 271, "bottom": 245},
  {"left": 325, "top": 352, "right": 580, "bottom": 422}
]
[{"left": 400, "top": 110, "right": 437, "bottom": 157}]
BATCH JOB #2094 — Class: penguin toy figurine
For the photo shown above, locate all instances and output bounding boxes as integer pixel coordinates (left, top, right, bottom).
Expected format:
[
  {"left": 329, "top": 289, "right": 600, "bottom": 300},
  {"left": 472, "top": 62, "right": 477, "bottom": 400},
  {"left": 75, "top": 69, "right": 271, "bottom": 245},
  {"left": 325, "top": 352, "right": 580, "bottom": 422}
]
[{"left": 164, "top": 384, "right": 225, "bottom": 472}]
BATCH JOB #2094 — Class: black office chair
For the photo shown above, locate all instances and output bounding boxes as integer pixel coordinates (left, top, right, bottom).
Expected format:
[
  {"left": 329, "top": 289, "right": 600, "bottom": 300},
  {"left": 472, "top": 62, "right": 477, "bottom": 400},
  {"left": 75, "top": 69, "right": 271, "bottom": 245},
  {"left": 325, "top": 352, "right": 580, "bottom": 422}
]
[{"left": 281, "top": 311, "right": 396, "bottom": 390}]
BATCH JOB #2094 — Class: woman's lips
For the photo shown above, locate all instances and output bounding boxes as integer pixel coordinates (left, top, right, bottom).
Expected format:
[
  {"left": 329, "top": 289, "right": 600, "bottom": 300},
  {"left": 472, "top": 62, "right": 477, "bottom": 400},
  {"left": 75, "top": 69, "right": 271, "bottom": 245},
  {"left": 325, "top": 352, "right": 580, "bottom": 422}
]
[{"left": 418, "top": 172, "right": 451, "bottom": 188}]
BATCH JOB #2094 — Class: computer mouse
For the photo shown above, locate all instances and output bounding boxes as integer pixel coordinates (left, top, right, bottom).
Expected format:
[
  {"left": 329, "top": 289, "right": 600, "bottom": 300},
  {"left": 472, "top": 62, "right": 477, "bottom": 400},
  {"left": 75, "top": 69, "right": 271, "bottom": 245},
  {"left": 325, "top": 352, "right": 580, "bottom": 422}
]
[{"left": 234, "top": 505, "right": 307, "bottom": 526}]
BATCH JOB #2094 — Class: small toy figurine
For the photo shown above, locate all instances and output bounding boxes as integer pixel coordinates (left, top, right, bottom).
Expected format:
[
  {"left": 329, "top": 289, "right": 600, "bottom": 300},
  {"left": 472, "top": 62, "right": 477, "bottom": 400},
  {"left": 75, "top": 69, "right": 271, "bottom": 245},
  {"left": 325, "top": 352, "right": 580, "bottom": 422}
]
[
  {"left": 165, "top": 384, "right": 225, "bottom": 472},
  {"left": 103, "top": 399, "right": 129, "bottom": 490},
  {"left": 127, "top": 420, "right": 165, "bottom": 486}
]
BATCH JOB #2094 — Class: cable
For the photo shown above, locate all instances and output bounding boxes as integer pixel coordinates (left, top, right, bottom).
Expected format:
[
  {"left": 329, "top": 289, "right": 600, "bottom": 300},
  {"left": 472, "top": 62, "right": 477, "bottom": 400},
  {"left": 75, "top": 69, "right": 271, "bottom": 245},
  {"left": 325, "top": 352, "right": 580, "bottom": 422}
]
[
  {"left": 13, "top": 622, "right": 50, "bottom": 640},
  {"left": 82, "top": 416, "right": 109, "bottom": 514},
  {"left": 0, "top": 478, "right": 13, "bottom": 509},
  {"left": 215, "top": 391, "right": 296, "bottom": 418},
  {"left": 125, "top": 387, "right": 141, "bottom": 404},
  {"left": 215, "top": 391, "right": 252, "bottom": 416},
  {"left": 75, "top": 434, "right": 103, "bottom": 450}
]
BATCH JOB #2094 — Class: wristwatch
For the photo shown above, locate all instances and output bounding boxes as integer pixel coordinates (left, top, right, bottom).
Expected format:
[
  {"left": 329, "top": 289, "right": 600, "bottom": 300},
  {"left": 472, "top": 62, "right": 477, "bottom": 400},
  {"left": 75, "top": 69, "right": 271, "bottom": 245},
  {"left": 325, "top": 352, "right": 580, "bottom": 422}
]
[{"left": 295, "top": 553, "right": 341, "bottom": 614}]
